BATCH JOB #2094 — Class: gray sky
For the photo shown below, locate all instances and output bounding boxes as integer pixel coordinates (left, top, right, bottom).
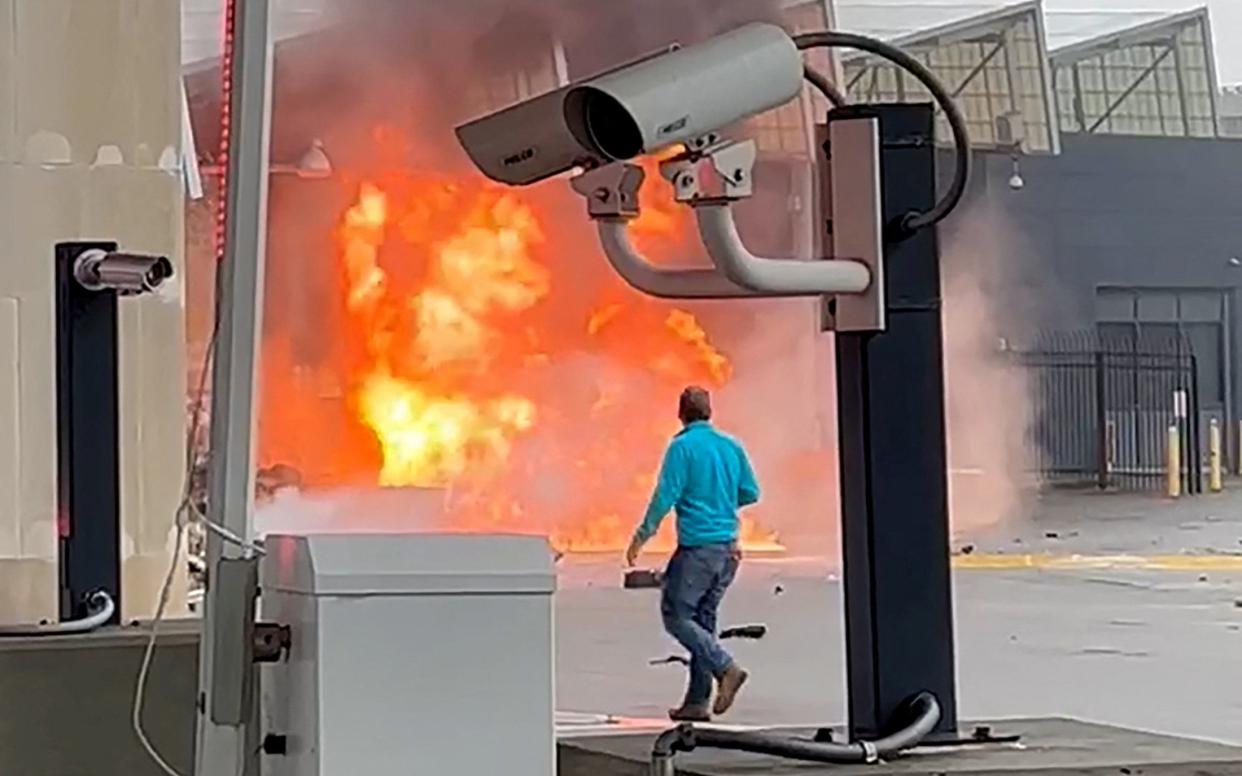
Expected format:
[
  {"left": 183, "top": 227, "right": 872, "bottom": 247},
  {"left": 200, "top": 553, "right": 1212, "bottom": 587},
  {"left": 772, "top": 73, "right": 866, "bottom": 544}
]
[{"left": 1045, "top": 0, "right": 1242, "bottom": 84}]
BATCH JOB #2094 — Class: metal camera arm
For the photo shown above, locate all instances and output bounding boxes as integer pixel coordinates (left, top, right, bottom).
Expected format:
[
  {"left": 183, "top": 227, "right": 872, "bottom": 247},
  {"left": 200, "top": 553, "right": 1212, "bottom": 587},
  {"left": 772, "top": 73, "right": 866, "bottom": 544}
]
[
  {"left": 569, "top": 163, "right": 756, "bottom": 299},
  {"left": 570, "top": 123, "right": 884, "bottom": 329},
  {"left": 664, "top": 134, "right": 883, "bottom": 330}
]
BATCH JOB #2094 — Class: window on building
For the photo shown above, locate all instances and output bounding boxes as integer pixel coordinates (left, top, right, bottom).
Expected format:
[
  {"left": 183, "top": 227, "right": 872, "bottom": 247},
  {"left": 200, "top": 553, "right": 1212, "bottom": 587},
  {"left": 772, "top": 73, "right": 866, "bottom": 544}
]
[{"left": 1052, "top": 12, "right": 1220, "bottom": 138}]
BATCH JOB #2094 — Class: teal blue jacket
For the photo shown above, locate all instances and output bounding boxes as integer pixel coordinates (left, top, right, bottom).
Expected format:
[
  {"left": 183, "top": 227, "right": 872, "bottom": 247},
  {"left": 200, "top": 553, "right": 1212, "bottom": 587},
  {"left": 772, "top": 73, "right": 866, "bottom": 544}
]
[{"left": 633, "top": 421, "right": 760, "bottom": 547}]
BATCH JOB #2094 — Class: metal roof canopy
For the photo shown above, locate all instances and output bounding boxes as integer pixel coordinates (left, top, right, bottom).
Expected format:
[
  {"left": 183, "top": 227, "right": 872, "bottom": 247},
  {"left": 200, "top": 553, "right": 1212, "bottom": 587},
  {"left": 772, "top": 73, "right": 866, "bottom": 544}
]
[
  {"left": 182, "top": 0, "right": 334, "bottom": 72},
  {"left": 1048, "top": 7, "right": 1221, "bottom": 138},
  {"left": 837, "top": 1, "right": 1061, "bottom": 154},
  {"left": 180, "top": 1, "right": 1230, "bottom": 156}
]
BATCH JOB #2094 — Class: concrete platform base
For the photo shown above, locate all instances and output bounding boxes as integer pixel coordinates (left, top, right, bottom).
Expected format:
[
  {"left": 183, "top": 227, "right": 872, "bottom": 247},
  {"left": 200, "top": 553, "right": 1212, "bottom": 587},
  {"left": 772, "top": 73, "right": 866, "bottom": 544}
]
[
  {"left": 558, "top": 718, "right": 1242, "bottom": 775},
  {"left": 0, "top": 619, "right": 199, "bottom": 776}
]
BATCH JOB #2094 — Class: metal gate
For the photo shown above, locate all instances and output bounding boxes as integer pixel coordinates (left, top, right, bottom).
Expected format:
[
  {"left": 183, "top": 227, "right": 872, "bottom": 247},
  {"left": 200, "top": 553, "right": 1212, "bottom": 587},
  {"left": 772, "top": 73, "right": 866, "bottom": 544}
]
[{"left": 1009, "top": 330, "right": 1200, "bottom": 492}]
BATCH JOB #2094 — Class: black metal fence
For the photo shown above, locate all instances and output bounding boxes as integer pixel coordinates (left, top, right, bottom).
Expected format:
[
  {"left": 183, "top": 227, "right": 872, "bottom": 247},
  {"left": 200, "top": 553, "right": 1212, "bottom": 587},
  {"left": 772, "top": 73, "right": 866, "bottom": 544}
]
[{"left": 1008, "top": 330, "right": 1200, "bottom": 492}]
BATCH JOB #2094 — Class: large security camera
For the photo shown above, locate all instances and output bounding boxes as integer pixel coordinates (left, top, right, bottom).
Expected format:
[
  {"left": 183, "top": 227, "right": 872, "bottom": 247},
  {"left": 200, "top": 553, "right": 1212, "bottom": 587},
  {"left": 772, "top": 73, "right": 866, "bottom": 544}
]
[
  {"left": 455, "top": 23, "right": 803, "bottom": 186},
  {"left": 562, "top": 23, "right": 802, "bottom": 162},
  {"left": 456, "top": 86, "right": 590, "bottom": 187}
]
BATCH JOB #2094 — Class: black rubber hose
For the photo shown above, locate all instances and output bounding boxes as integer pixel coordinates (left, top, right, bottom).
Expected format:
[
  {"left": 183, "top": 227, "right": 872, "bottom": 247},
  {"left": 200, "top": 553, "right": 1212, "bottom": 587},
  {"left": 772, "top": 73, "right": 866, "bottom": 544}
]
[
  {"left": 652, "top": 726, "right": 684, "bottom": 759},
  {"left": 868, "top": 691, "right": 944, "bottom": 754},
  {"left": 793, "top": 31, "right": 971, "bottom": 233},
  {"left": 803, "top": 65, "right": 847, "bottom": 108},
  {"left": 687, "top": 727, "right": 879, "bottom": 763},
  {"left": 653, "top": 692, "right": 940, "bottom": 766},
  {"left": 0, "top": 590, "right": 116, "bottom": 637}
]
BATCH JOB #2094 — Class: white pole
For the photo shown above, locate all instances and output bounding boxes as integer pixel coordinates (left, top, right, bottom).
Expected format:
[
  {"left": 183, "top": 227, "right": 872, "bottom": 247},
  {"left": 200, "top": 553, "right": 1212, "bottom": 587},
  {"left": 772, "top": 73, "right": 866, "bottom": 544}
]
[{"left": 195, "top": 0, "right": 273, "bottom": 773}]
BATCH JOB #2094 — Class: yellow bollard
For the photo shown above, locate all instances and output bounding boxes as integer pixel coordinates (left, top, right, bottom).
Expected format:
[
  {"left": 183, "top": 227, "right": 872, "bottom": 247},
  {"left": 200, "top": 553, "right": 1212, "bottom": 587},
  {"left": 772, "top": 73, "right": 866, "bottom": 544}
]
[
  {"left": 1237, "top": 420, "right": 1242, "bottom": 476},
  {"left": 1167, "top": 423, "right": 1181, "bottom": 499},
  {"left": 1210, "top": 419, "right": 1223, "bottom": 493}
]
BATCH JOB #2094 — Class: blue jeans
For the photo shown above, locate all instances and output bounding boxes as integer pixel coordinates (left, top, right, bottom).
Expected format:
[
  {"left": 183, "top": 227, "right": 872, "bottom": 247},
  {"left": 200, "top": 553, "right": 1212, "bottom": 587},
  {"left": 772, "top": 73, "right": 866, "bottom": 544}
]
[{"left": 661, "top": 542, "right": 740, "bottom": 707}]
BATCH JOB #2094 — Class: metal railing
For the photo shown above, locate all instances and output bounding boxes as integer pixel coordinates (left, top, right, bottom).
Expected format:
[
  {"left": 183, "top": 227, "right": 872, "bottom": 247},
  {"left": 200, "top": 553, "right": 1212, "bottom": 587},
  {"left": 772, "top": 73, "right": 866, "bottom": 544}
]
[{"left": 1007, "top": 330, "right": 1200, "bottom": 493}]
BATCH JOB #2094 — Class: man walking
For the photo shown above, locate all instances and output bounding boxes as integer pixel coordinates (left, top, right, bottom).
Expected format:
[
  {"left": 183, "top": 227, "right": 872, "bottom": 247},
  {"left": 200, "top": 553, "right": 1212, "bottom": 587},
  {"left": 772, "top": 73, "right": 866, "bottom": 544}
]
[{"left": 626, "top": 386, "right": 760, "bottom": 721}]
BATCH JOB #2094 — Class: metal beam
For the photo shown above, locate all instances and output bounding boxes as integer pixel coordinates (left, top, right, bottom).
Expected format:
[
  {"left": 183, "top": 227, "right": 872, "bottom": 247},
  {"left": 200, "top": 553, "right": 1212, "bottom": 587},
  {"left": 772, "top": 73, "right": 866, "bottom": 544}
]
[
  {"left": 1070, "top": 64, "right": 1087, "bottom": 132},
  {"left": 1171, "top": 40, "right": 1192, "bottom": 136},
  {"left": 865, "top": 66, "right": 881, "bottom": 103},
  {"left": 1087, "top": 43, "right": 1174, "bottom": 134},
  {"left": 1001, "top": 34, "right": 1019, "bottom": 116},
  {"left": 194, "top": 0, "right": 273, "bottom": 773},
  {"left": 845, "top": 64, "right": 870, "bottom": 94},
  {"left": 951, "top": 38, "right": 1005, "bottom": 99}
]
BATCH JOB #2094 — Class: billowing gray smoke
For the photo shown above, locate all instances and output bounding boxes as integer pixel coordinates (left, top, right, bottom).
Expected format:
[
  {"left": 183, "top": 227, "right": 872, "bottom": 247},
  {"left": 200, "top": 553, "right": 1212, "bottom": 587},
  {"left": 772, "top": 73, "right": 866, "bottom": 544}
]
[
  {"left": 940, "top": 190, "right": 1035, "bottom": 537},
  {"left": 270, "top": 0, "right": 783, "bottom": 172},
  {"left": 251, "top": 0, "right": 1027, "bottom": 558}
]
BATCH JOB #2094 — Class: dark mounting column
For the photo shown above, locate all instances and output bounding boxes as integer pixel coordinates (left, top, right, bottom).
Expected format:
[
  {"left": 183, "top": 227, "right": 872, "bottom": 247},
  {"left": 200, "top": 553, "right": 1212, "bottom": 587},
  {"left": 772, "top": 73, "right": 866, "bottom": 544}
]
[
  {"left": 830, "top": 103, "right": 959, "bottom": 740},
  {"left": 55, "top": 241, "right": 123, "bottom": 623}
]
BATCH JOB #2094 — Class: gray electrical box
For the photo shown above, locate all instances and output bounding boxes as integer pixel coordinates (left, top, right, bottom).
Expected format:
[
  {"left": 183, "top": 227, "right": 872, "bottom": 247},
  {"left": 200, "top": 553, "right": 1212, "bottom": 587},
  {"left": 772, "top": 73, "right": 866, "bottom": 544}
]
[{"left": 260, "top": 533, "right": 557, "bottom": 776}]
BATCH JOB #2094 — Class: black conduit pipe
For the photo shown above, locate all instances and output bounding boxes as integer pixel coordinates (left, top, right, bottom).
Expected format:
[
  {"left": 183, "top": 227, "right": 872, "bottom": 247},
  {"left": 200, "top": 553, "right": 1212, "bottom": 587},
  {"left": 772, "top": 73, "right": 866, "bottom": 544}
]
[
  {"left": 803, "top": 65, "right": 847, "bottom": 108},
  {"left": 650, "top": 692, "right": 940, "bottom": 774},
  {"left": 793, "top": 31, "right": 972, "bottom": 233}
]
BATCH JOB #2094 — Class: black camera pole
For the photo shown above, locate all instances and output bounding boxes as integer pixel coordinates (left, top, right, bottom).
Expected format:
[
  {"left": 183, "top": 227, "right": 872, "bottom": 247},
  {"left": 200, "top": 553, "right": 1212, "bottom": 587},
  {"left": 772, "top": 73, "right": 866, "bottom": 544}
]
[
  {"left": 830, "top": 103, "right": 959, "bottom": 740},
  {"left": 55, "top": 241, "right": 173, "bottom": 623}
]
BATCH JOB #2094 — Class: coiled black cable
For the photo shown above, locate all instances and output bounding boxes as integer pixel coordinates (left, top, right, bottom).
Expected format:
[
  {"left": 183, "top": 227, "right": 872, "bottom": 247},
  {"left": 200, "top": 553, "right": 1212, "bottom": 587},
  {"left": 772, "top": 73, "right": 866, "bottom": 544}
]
[{"left": 795, "top": 31, "right": 972, "bottom": 231}]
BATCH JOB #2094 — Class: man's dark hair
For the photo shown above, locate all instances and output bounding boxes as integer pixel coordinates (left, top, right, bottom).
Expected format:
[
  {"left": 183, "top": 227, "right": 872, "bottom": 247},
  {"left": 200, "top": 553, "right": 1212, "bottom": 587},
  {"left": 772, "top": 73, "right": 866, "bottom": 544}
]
[{"left": 678, "top": 386, "right": 712, "bottom": 424}]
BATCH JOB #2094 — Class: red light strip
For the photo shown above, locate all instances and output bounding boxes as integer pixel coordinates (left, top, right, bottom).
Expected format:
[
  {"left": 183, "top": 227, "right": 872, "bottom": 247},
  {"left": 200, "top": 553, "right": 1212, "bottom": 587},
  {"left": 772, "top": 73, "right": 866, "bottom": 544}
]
[{"left": 214, "top": 0, "right": 238, "bottom": 264}]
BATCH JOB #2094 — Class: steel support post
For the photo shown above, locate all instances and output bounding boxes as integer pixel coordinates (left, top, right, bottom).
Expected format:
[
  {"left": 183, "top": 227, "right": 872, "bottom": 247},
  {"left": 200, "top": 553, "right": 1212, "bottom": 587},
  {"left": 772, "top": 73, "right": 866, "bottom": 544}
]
[
  {"left": 830, "top": 103, "right": 960, "bottom": 741},
  {"left": 194, "top": 0, "right": 273, "bottom": 773},
  {"left": 55, "top": 241, "right": 124, "bottom": 624}
]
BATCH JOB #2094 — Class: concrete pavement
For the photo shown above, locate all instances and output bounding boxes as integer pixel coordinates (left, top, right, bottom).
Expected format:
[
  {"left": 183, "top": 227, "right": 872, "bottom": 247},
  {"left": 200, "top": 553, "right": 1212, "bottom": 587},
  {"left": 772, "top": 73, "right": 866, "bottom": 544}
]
[
  {"left": 554, "top": 488, "right": 1242, "bottom": 746},
  {"left": 958, "top": 486, "right": 1242, "bottom": 564}
]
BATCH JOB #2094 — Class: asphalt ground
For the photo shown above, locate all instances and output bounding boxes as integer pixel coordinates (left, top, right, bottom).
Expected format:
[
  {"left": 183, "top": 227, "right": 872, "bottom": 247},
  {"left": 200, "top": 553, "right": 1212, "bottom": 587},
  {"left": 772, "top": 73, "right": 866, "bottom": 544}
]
[{"left": 555, "top": 487, "right": 1242, "bottom": 745}]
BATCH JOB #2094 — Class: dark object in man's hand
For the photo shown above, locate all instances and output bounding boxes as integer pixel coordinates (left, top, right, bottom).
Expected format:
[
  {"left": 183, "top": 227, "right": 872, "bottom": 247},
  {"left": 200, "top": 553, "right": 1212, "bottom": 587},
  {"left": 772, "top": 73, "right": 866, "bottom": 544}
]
[{"left": 624, "top": 568, "right": 664, "bottom": 589}]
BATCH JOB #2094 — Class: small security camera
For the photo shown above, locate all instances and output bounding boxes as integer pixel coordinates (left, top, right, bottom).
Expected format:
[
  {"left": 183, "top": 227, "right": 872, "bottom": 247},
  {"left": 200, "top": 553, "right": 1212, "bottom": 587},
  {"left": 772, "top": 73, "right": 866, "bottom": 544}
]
[
  {"left": 74, "top": 249, "right": 174, "bottom": 295},
  {"left": 1007, "top": 155, "right": 1025, "bottom": 191},
  {"left": 455, "top": 23, "right": 803, "bottom": 186}
]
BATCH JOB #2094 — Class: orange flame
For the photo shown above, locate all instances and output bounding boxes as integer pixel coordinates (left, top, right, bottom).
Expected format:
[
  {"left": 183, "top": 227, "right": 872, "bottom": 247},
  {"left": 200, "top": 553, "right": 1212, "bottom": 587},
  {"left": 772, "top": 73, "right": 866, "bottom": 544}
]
[
  {"left": 305, "top": 135, "right": 782, "bottom": 555},
  {"left": 632, "top": 159, "right": 684, "bottom": 239},
  {"left": 338, "top": 178, "right": 547, "bottom": 487}
]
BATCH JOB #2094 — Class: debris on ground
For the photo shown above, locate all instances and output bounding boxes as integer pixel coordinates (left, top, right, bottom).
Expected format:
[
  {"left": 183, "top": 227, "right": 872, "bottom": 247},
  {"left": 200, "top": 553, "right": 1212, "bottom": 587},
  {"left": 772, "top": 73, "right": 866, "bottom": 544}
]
[
  {"left": 650, "top": 624, "right": 768, "bottom": 666},
  {"left": 719, "top": 624, "right": 767, "bottom": 640}
]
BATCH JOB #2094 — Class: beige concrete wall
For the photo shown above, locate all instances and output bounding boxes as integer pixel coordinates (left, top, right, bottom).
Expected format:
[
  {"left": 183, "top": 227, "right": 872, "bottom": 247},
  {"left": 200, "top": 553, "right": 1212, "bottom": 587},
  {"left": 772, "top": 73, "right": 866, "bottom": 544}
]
[{"left": 0, "top": 0, "right": 186, "bottom": 623}]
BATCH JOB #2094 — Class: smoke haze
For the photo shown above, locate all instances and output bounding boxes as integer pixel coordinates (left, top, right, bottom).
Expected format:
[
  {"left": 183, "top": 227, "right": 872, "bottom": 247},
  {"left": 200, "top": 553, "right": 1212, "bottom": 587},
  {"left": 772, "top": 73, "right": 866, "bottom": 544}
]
[
  {"left": 239, "top": 0, "right": 1030, "bottom": 556},
  {"left": 941, "top": 194, "right": 1035, "bottom": 537}
]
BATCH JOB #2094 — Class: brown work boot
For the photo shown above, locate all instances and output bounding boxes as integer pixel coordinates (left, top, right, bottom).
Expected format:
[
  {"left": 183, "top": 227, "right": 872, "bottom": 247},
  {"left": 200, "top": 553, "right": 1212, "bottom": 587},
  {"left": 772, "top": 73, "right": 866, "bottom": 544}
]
[
  {"left": 712, "top": 665, "right": 749, "bottom": 716},
  {"left": 668, "top": 704, "right": 711, "bottom": 723}
]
